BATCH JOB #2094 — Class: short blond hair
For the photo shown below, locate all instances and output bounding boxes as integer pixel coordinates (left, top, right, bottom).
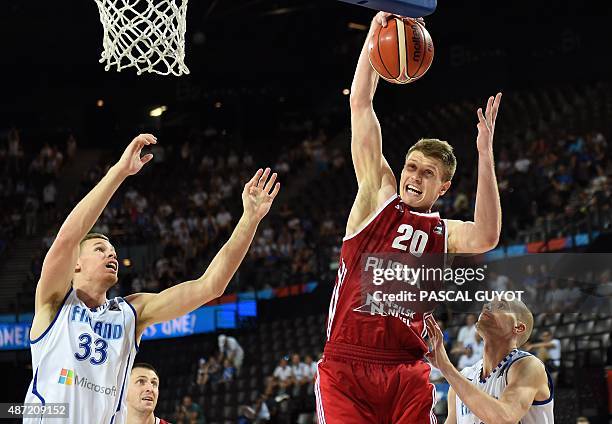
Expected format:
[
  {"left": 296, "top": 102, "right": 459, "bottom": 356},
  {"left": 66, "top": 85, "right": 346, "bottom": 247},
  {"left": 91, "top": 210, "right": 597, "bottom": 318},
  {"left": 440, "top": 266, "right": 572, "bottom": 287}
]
[
  {"left": 79, "top": 233, "right": 109, "bottom": 248},
  {"left": 406, "top": 138, "right": 457, "bottom": 182}
]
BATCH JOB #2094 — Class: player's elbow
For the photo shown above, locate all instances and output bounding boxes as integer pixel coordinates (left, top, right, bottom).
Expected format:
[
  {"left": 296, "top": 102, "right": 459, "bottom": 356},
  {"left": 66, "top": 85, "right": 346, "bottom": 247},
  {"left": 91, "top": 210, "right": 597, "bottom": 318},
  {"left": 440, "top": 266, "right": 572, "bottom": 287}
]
[
  {"left": 195, "top": 277, "right": 225, "bottom": 302},
  {"left": 210, "top": 281, "right": 227, "bottom": 300},
  {"left": 481, "top": 233, "right": 500, "bottom": 251},
  {"left": 471, "top": 232, "right": 499, "bottom": 253},
  {"left": 206, "top": 284, "right": 225, "bottom": 301}
]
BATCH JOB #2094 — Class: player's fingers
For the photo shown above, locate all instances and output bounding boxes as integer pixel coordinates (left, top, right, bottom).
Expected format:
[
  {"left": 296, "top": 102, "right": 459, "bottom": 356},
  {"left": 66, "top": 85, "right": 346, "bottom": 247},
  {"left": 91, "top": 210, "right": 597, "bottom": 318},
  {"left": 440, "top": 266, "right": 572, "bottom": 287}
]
[
  {"left": 127, "top": 137, "right": 143, "bottom": 154},
  {"left": 264, "top": 172, "right": 278, "bottom": 194},
  {"left": 143, "top": 134, "right": 157, "bottom": 144},
  {"left": 135, "top": 134, "right": 148, "bottom": 144},
  {"left": 492, "top": 92, "right": 502, "bottom": 122},
  {"left": 141, "top": 153, "right": 154, "bottom": 165},
  {"left": 269, "top": 182, "right": 281, "bottom": 199},
  {"left": 425, "top": 318, "right": 435, "bottom": 339},
  {"left": 132, "top": 136, "right": 151, "bottom": 154},
  {"left": 378, "top": 12, "right": 389, "bottom": 27},
  {"left": 484, "top": 96, "right": 494, "bottom": 119},
  {"left": 427, "top": 317, "right": 442, "bottom": 341},
  {"left": 477, "top": 108, "right": 486, "bottom": 125},
  {"left": 257, "top": 167, "right": 271, "bottom": 188},
  {"left": 434, "top": 323, "right": 443, "bottom": 338},
  {"left": 246, "top": 169, "right": 263, "bottom": 189},
  {"left": 428, "top": 315, "right": 440, "bottom": 330}
]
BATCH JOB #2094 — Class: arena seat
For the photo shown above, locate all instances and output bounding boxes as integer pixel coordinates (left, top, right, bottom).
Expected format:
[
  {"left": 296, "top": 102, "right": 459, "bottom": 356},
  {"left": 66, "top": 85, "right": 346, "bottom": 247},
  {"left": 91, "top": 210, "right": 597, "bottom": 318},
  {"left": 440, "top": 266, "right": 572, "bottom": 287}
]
[{"left": 575, "top": 321, "right": 595, "bottom": 336}]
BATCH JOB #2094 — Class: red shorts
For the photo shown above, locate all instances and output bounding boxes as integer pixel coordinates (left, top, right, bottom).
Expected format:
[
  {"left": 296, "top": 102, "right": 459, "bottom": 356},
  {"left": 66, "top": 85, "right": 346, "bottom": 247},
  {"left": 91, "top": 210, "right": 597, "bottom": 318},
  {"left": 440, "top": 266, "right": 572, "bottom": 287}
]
[{"left": 315, "top": 342, "right": 437, "bottom": 424}]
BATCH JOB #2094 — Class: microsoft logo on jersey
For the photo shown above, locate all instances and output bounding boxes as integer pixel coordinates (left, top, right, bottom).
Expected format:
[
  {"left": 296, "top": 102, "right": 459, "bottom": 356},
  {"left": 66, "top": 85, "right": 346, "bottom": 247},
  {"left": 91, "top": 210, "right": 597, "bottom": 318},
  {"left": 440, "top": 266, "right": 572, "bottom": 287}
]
[
  {"left": 58, "top": 368, "right": 74, "bottom": 385},
  {"left": 57, "top": 368, "right": 117, "bottom": 397}
]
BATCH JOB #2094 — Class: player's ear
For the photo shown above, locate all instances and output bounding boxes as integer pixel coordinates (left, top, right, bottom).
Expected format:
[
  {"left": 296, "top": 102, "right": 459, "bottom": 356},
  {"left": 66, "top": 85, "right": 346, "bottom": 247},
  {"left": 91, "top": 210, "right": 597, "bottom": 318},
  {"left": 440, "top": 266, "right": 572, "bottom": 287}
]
[
  {"left": 439, "top": 180, "right": 451, "bottom": 196},
  {"left": 515, "top": 321, "right": 526, "bottom": 336},
  {"left": 75, "top": 259, "right": 82, "bottom": 273}
]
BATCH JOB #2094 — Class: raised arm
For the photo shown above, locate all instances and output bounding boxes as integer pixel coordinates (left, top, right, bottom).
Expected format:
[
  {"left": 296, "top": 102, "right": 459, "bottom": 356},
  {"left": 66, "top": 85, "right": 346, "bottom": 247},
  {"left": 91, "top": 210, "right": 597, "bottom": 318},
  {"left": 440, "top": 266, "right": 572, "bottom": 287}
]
[
  {"left": 31, "top": 135, "right": 156, "bottom": 336},
  {"left": 346, "top": 12, "right": 398, "bottom": 236},
  {"left": 447, "top": 93, "right": 502, "bottom": 254},
  {"left": 128, "top": 168, "right": 280, "bottom": 338}
]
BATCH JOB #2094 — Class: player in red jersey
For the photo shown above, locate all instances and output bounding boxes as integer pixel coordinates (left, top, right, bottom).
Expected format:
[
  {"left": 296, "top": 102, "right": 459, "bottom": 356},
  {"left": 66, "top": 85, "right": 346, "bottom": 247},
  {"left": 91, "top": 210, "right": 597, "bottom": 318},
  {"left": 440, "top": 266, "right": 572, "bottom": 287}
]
[
  {"left": 314, "top": 11, "right": 503, "bottom": 424},
  {"left": 126, "top": 363, "right": 171, "bottom": 424}
]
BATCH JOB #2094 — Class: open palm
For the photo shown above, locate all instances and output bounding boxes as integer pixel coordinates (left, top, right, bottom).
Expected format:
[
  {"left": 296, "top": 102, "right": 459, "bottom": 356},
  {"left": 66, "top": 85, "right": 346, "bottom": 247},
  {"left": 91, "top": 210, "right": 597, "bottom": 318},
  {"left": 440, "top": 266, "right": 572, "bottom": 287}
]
[
  {"left": 425, "top": 315, "right": 452, "bottom": 372},
  {"left": 242, "top": 168, "right": 280, "bottom": 222}
]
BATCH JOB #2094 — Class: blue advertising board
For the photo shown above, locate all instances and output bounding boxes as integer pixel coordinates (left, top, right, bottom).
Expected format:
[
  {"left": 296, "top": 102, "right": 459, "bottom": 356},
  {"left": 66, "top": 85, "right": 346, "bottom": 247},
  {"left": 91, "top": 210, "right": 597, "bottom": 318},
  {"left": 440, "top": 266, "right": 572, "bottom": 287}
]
[{"left": 0, "top": 300, "right": 256, "bottom": 351}]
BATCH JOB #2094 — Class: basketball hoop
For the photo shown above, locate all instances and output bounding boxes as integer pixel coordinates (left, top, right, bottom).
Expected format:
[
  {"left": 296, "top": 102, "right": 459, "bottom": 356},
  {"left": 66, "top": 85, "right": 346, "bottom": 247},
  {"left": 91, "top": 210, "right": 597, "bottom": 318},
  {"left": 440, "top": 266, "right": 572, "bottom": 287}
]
[{"left": 94, "top": 0, "right": 190, "bottom": 76}]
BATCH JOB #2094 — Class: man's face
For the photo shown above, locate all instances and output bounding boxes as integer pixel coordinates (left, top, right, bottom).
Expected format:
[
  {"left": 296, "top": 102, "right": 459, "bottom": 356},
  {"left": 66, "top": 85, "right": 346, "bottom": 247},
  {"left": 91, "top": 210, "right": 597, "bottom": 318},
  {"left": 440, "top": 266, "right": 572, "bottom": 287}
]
[
  {"left": 541, "top": 331, "right": 552, "bottom": 342},
  {"left": 476, "top": 300, "right": 519, "bottom": 341},
  {"left": 291, "top": 354, "right": 300, "bottom": 365},
  {"left": 76, "top": 238, "right": 118, "bottom": 287},
  {"left": 126, "top": 368, "right": 159, "bottom": 414},
  {"left": 399, "top": 151, "right": 450, "bottom": 211},
  {"left": 466, "top": 314, "right": 476, "bottom": 326}
]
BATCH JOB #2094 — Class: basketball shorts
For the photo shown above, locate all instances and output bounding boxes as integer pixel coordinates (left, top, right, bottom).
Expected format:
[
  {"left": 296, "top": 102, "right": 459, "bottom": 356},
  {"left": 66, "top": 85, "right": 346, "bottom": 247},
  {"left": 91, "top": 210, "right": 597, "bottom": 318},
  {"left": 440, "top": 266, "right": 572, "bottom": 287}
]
[{"left": 315, "top": 342, "right": 437, "bottom": 424}]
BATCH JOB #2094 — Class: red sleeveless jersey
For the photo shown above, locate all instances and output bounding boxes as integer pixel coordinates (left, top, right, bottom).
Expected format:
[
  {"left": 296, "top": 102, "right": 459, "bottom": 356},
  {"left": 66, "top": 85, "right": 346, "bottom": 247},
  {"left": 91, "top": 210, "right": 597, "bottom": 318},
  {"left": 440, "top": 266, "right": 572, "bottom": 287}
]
[{"left": 325, "top": 195, "right": 447, "bottom": 356}]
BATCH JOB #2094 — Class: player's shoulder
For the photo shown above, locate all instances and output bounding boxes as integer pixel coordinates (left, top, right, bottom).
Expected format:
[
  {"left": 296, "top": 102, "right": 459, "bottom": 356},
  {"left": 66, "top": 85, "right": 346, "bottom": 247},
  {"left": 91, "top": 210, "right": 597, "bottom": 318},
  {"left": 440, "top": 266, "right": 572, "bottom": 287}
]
[{"left": 504, "top": 351, "right": 547, "bottom": 383}]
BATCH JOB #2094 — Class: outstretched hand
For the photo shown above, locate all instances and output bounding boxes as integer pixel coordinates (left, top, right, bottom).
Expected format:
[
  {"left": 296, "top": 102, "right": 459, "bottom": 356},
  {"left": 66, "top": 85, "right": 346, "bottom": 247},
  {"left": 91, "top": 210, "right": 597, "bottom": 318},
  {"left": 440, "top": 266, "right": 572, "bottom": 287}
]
[
  {"left": 116, "top": 134, "right": 157, "bottom": 176},
  {"left": 476, "top": 93, "right": 502, "bottom": 153},
  {"left": 242, "top": 168, "right": 281, "bottom": 222},
  {"left": 425, "top": 315, "right": 453, "bottom": 372}
]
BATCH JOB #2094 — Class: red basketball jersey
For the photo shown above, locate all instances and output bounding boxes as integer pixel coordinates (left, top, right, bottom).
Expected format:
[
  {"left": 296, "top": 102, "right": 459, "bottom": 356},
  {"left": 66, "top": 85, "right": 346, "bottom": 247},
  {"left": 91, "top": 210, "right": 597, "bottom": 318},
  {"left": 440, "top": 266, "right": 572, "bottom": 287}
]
[{"left": 326, "top": 195, "right": 447, "bottom": 355}]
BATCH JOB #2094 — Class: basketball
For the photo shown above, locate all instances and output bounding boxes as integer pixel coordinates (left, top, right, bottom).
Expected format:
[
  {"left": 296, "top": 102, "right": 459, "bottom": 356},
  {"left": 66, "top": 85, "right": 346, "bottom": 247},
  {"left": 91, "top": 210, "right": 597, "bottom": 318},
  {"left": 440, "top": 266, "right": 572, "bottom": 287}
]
[{"left": 368, "top": 17, "right": 434, "bottom": 84}]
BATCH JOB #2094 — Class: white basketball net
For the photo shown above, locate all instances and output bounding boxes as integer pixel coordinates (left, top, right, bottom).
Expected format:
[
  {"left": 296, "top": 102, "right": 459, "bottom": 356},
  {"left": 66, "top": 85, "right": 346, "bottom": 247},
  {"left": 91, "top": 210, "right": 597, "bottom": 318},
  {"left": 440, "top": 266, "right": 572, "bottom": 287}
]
[{"left": 94, "top": 0, "right": 190, "bottom": 76}]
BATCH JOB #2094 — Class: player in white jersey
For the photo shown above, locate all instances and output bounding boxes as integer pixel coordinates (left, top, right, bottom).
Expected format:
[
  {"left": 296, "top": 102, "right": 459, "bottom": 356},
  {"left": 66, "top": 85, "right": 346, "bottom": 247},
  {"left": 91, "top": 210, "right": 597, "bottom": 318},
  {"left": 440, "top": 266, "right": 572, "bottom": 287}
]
[
  {"left": 24, "top": 134, "right": 280, "bottom": 423},
  {"left": 425, "top": 300, "right": 554, "bottom": 423}
]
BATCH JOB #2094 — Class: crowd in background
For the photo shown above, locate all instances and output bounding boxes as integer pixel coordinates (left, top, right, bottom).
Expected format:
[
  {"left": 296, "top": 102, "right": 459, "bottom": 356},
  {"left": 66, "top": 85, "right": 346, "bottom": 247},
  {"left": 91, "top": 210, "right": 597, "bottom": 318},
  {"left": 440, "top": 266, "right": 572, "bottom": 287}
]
[
  {"left": 0, "top": 129, "right": 76, "bottom": 256},
  {"left": 2, "top": 83, "right": 611, "bottom": 309},
  {"left": 188, "top": 333, "right": 322, "bottom": 424}
]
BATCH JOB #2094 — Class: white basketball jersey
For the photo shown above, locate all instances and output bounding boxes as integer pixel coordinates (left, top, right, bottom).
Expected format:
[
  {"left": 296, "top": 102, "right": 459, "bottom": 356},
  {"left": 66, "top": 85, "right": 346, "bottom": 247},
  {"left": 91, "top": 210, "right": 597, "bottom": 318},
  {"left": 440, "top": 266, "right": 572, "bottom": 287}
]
[
  {"left": 456, "top": 349, "right": 554, "bottom": 424},
  {"left": 24, "top": 288, "right": 138, "bottom": 424}
]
